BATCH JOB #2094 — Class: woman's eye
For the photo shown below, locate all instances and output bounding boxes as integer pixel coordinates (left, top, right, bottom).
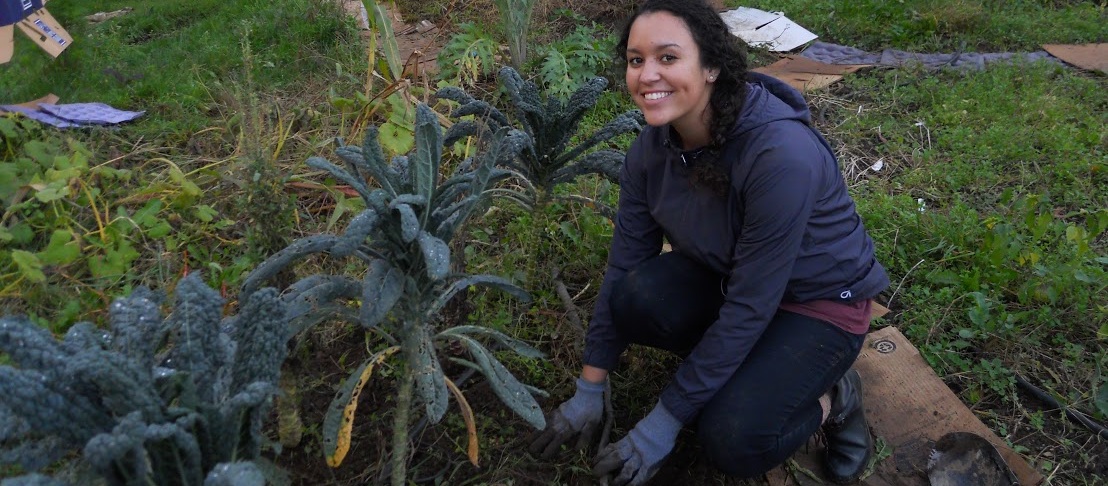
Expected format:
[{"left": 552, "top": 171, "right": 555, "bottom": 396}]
[
  {"left": 661, "top": 54, "right": 677, "bottom": 63},
  {"left": 627, "top": 57, "right": 643, "bottom": 66}
]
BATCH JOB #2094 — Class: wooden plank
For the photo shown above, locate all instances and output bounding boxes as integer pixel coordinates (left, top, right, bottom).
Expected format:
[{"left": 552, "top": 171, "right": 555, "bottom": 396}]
[{"left": 771, "top": 327, "right": 1042, "bottom": 485}]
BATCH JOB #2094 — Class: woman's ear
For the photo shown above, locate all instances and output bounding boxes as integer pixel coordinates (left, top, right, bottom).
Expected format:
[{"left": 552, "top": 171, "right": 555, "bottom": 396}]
[{"left": 707, "top": 68, "right": 721, "bottom": 82}]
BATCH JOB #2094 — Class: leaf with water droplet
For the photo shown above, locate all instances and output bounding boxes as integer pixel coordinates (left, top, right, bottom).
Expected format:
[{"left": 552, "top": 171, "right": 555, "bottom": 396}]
[
  {"left": 453, "top": 335, "right": 544, "bottom": 429},
  {"left": 417, "top": 232, "right": 450, "bottom": 281}
]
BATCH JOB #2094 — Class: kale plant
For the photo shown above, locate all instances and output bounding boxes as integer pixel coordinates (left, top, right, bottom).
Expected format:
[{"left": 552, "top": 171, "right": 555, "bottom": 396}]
[
  {"left": 437, "top": 66, "right": 644, "bottom": 217},
  {"left": 240, "top": 103, "right": 543, "bottom": 486},
  {"left": 0, "top": 273, "right": 290, "bottom": 486}
]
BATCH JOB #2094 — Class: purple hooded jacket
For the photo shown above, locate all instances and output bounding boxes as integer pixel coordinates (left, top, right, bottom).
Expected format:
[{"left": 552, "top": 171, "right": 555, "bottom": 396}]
[{"left": 583, "top": 72, "right": 889, "bottom": 424}]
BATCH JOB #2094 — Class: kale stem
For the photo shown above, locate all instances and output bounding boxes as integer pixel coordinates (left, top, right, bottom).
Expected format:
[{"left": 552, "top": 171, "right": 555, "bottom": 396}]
[{"left": 390, "top": 328, "right": 418, "bottom": 486}]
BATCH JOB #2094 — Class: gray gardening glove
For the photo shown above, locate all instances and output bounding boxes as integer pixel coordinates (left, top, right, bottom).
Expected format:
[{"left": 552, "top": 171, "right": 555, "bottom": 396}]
[
  {"left": 527, "top": 377, "right": 605, "bottom": 458},
  {"left": 593, "top": 402, "right": 681, "bottom": 486}
]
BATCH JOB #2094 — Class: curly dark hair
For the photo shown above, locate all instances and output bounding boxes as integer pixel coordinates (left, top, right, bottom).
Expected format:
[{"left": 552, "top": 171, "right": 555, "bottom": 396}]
[{"left": 615, "top": 0, "right": 749, "bottom": 194}]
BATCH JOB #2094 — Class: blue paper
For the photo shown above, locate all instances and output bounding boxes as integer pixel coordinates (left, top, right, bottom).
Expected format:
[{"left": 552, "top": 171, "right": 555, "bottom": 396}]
[{"left": 0, "top": 0, "right": 44, "bottom": 27}]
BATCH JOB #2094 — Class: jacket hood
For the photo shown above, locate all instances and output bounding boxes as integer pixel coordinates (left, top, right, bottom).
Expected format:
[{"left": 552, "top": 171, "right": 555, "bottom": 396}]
[{"left": 731, "top": 72, "right": 812, "bottom": 137}]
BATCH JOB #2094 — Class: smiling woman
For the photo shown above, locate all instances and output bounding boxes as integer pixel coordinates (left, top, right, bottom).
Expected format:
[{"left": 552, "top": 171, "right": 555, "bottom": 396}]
[
  {"left": 623, "top": 12, "right": 717, "bottom": 146},
  {"left": 527, "top": 0, "right": 891, "bottom": 484}
]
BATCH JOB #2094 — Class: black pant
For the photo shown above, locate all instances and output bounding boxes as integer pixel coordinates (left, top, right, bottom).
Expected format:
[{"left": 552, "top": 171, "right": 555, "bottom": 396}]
[{"left": 609, "top": 252, "right": 865, "bottom": 478}]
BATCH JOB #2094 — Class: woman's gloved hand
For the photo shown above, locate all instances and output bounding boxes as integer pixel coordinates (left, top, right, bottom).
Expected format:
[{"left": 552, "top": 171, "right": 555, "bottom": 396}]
[
  {"left": 593, "top": 402, "right": 681, "bottom": 486},
  {"left": 527, "top": 377, "right": 605, "bottom": 458}
]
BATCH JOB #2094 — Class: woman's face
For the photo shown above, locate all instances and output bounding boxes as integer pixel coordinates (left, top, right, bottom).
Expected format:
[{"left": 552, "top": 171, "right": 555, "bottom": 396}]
[{"left": 625, "top": 11, "right": 718, "bottom": 136}]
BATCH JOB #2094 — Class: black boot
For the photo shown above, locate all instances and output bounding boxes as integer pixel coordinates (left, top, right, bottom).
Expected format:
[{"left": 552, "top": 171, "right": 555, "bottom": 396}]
[{"left": 823, "top": 369, "right": 872, "bottom": 484}]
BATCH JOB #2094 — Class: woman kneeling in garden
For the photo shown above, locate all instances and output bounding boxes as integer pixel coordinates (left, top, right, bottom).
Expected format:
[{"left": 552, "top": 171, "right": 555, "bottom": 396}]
[{"left": 528, "top": 0, "right": 890, "bottom": 484}]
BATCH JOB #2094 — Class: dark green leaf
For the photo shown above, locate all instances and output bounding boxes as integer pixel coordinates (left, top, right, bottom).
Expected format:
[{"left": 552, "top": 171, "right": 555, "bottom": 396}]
[
  {"left": 1095, "top": 379, "right": 1108, "bottom": 418},
  {"left": 454, "top": 335, "right": 545, "bottom": 429},
  {"left": 360, "top": 259, "right": 404, "bottom": 328},
  {"left": 307, "top": 156, "right": 373, "bottom": 202},
  {"left": 333, "top": 209, "right": 379, "bottom": 258},
  {"left": 417, "top": 231, "right": 450, "bottom": 281},
  {"left": 427, "top": 275, "right": 530, "bottom": 318},
  {"left": 438, "top": 325, "right": 543, "bottom": 359},
  {"left": 411, "top": 104, "right": 443, "bottom": 203},
  {"left": 241, "top": 235, "right": 340, "bottom": 296},
  {"left": 413, "top": 329, "right": 448, "bottom": 423},
  {"left": 394, "top": 203, "right": 420, "bottom": 243}
]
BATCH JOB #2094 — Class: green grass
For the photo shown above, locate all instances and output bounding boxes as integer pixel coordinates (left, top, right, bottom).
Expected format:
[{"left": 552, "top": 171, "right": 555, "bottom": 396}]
[
  {"left": 732, "top": 0, "right": 1106, "bottom": 51},
  {"left": 0, "top": 0, "right": 369, "bottom": 328},
  {"left": 0, "top": 0, "right": 364, "bottom": 135}
]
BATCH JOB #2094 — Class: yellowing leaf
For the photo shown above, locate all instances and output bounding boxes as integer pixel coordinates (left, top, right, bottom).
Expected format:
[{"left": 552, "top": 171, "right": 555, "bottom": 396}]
[
  {"left": 444, "top": 377, "right": 479, "bottom": 466},
  {"left": 322, "top": 346, "right": 400, "bottom": 468}
]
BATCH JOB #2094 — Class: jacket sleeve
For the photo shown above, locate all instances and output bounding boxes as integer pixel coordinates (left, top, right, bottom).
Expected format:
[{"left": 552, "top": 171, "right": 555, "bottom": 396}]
[
  {"left": 582, "top": 144, "right": 665, "bottom": 371},
  {"left": 659, "top": 125, "right": 821, "bottom": 424}
]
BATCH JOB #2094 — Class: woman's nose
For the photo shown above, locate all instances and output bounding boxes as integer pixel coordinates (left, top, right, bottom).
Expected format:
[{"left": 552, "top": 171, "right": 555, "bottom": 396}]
[{"left": 639, "top": 61, "right": 662, "bottom": 83}]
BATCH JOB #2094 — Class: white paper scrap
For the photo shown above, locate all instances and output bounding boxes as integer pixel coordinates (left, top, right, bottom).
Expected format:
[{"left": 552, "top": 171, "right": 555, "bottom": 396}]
[{"left": 719, "top": 7, "right": 818, "bottom": 52}]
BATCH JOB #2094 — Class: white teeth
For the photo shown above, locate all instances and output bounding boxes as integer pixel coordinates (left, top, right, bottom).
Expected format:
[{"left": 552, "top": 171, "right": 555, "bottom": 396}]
[{"left": 644, "top": 92, "right": 670, "bottom": 101}]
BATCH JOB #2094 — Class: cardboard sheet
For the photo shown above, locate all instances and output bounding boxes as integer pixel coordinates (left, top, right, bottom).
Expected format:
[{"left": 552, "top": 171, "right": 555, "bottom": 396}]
[
  {"left": 719, "top": 7, "right": 818, "bottom": 52},
  {"left": 0, "top": 0, "right": 71, "bottom": 64},
  {"left": 15, "top": 7, "right": 69, "bottom": 58},
  {"left": 1, "top": 24, "right": 12, "bottom": 63},
  {"left": 770, "top": 327, "right": 1043, "bottom": 485},
  {"left": 8, "top": 93, "right": 58, "bottom": 109},
  {"left": 1042, "top": 43, "right": 1107, "bottom": 73},
  {"left": 752, "top": 55, "right": 870, "bottom": 92}
]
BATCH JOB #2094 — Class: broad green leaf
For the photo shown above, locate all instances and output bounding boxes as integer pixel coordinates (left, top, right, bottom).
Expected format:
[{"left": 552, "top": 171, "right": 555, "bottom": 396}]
[
  {"left": 0, "top": 117, "right": 16, "bottom": 138},
  {"left": 378, "top": 121, "right": 414, "bottom": 157},
  {"left": 23, "top": 140, "right": 54, "bottom": 167},
  {"left": 133, "top": 199, "right": 164, "bottom": 227},
  {"left": 454, "top": 335, "right": 545, "bottom": 429},
  {"left": 88, "top": 241, "right": 140, "bottom": 279},
  {"left": 0, "top": 164, "right": 19, "bottom": 205},
  {"left": 412, "top": 329, "right": 449, "bottom": 423},
  {"left": 360, "top": 259, "right": 404, "bottom": 328},
  {"left": 321, "top": 346, "right": 400, "bottom": 467},
  {"left": 193, "top": 204, "right": 217, "bottom": 223},
  {"left": 147, "top": 220, "right": 173, "bottom": 239},
  {"left": 32, "top": 179, "right": 69, "bottom": 203},
  {"left": 2, "top": 223, "right": 33, "bottom": 245},
  {"left": 426, "top": 275, "right": 530, "bottom": 318},
  {"left": 11, "top": 250, "right": 46, "bottom": 283},
  {"left": 411, "top": 104, "right": 442, "bottom": 204},
  {"left": 417, "top": 231, "right": 449, "bottom": 281},
  {"left": 438, "top": 324, "right": 543, "bottom": 359},
  {"left": 38, "top": 230, "right": 81, "bottom": 265}
]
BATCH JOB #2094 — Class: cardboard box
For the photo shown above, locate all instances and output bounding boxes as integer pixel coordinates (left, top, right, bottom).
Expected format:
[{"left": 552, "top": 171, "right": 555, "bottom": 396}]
[{"left": 1, "top": 0, "right": 72, "bottom": 64}]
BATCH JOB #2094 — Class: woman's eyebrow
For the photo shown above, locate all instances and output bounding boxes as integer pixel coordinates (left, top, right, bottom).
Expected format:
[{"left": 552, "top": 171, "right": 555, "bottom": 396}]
[{"left": 626, "top": 43, "right": 682, "bottom": 54}]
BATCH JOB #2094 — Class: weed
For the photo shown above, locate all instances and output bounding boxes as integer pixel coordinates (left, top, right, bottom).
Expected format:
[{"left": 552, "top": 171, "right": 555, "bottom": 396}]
[{"left": 436, "top": 22, "right": 500, "bottom": 88}]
